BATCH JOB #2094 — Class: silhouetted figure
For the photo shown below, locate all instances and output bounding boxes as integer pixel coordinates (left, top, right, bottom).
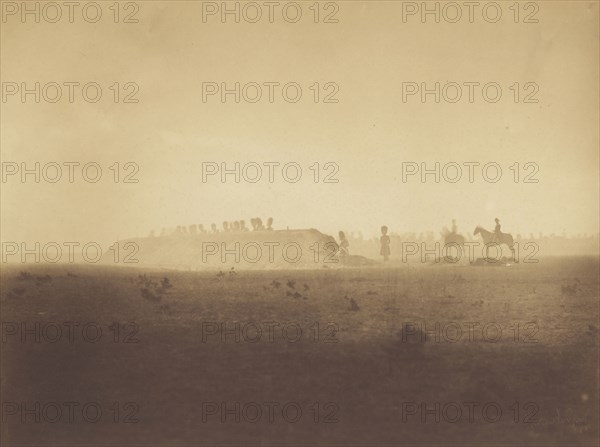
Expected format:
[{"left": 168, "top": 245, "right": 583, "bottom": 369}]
[
  {"left": 222, "top": 221, "right": 230, "bottom": 232},
  {"left": 492, "top": 218, "right": 501, "bottom": 243},
  {"left": 256, "top": 218, "right": 264, "bottom": 231},
  {"left": 211, "top": 223, "right": 218, "bottom": 233},
  {"left": 338, "top": 231, "right": 349, "bottom": 257},
  {"left": 240, "top": 220, "right": 248, "bottom": 232},
  {"left": 444, "top": 219, "right": 465, "bottom": 247},
  {"left": 380, "top": 225, "right": 391, "bottom": 261},
  {"left": 189, "top": 224, "right": 197, "bottom": 235},
  {"left": 232, "top": 221, "right": 241, "bottom": 232},
  {"left": 198, "top": 224, "right": 206, "bottom": 234},
  {"left": 266, "top": 217, "right": 273, "bottom": 230},
  {"left": 473, "top": 224, "right": 516, "bottom": 261}
]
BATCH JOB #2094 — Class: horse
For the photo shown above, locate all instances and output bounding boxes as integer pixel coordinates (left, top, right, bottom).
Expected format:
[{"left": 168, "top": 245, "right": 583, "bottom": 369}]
[
  {"left": 473, "top": 226, "right": 516, "bottom": 261},
  {"left": 444, "top": 232, "right": 465, "bottom": 246},
  {"left": 443, "top": 232, "right": 466, "bottom": 261}
]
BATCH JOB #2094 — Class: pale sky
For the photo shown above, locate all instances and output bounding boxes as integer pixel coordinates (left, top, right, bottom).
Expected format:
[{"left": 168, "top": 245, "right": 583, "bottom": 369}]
[{"left": 1, "top": 1, "right": 598, "bottom": 245}]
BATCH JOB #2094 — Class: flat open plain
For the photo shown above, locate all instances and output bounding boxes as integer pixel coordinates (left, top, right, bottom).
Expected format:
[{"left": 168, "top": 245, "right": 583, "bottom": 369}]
[{"left": 1, "top": 257, "right": 598, "bottom": 446}]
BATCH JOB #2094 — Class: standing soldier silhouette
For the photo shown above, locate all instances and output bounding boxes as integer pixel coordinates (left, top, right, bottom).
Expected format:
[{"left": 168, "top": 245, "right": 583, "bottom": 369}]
[
  {"left": 380, "top": 226, "right": 391, "bottom": 262},
  {"left": 338, "top": 231, "right": 350, "bottom": 258}
]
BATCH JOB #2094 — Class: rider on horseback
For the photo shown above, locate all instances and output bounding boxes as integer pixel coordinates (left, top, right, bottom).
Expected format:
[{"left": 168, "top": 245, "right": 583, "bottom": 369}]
[{"left": 492, "top": 218, "right": 501, "bottom": 244}]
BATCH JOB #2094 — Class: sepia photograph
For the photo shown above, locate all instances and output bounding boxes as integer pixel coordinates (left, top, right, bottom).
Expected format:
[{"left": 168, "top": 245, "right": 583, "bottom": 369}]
[{"left": 1, "top": 1, "right": 599, "bottom": 445}]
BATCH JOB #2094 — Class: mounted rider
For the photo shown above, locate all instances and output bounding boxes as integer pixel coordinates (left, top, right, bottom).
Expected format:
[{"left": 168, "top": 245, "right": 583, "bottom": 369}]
[{"left": 492, "top": 218, "right": 501, "bottom": 244}]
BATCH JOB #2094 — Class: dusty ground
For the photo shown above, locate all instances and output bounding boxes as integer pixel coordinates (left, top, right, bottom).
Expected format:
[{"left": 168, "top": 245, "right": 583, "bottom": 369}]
[{"left": 1, "top": 257, "right": 598, "bottom": 446}]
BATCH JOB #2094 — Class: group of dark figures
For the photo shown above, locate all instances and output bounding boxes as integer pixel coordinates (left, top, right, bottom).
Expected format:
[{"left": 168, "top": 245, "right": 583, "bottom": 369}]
[
  {"left": 156, "top": 217, "right": 274, "bottom": 237},
  {"left": 338, "top": 218, "right": 513, "bottom": 262},
  {"left": 152, "top": 216, "right": 513, "bottom": 261}
]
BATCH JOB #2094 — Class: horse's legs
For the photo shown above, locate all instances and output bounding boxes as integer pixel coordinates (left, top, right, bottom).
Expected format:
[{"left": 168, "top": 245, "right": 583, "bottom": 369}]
[
  {"left": 484, "top": 242, "right": 494, "bottom": 261},
  {"left": 506, "top": 241, "right": 516, "bottom": 262}
]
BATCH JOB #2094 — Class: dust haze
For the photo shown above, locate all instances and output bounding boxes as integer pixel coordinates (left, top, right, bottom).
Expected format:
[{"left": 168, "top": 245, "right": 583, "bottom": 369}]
[{"left": 1, "top": 1, "right": 598, "bottom": 446}]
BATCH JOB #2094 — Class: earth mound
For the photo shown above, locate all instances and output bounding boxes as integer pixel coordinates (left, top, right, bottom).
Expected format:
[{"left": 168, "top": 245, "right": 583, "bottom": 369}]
[{"left": 102, "top": 229, "right": 343, "bottom": 270}]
